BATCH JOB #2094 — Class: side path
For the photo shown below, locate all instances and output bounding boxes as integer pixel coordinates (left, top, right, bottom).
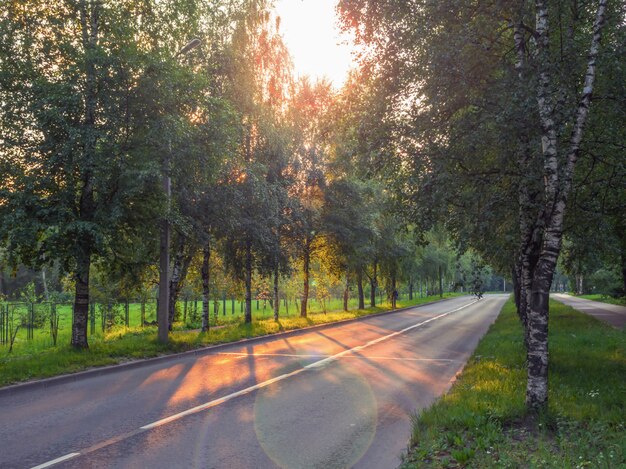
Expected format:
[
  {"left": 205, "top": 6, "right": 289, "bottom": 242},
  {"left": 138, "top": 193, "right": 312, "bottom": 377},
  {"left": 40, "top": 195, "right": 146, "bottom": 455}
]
[{"left": 552, "top": 293, "right": 626, "bottom": 329}]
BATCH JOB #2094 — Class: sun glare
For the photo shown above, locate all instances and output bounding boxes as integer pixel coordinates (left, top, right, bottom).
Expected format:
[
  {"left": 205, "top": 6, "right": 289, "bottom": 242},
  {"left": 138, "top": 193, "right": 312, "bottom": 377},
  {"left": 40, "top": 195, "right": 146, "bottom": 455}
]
[{"left": 275, "top": 0, "right": 355, "bottom": 88}]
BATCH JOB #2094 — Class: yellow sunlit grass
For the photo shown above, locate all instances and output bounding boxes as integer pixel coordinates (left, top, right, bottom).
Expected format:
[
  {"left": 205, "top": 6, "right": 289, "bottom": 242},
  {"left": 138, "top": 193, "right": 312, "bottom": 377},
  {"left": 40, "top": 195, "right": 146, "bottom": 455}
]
[{"left": 404, "top": 300, "right": 626, "bottom": 468}]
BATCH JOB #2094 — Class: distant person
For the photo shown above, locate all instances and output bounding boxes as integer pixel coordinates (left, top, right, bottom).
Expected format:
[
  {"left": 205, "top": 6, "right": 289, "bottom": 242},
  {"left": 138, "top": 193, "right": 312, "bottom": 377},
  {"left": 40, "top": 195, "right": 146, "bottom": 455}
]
[{"left": 472, "top": 279, "right": 484, "bottom": 300}]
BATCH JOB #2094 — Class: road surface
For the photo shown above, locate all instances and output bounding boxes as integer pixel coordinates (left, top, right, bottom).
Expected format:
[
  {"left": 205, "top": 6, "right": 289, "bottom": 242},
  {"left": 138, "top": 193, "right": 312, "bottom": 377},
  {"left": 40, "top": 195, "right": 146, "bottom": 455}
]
[
  {"left": 0, "top": 294, "right": 508, "bottom": 469},
  {"left": 552, "top": 293, "right": 626, "bottom": 329}
]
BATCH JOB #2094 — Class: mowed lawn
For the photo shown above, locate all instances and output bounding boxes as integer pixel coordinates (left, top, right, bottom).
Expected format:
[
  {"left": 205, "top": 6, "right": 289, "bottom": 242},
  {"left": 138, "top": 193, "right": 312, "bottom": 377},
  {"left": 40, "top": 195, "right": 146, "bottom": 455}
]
[
  {"left": 0, "top": 293, "right": 463, "bottom": 387},
  {"left": 402, "top": 299, "right": 625, "bottom": 468}
]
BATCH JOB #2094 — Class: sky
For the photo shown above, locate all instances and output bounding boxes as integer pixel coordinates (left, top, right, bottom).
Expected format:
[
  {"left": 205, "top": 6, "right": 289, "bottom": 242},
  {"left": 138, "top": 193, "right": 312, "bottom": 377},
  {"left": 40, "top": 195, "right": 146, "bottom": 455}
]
[{"left": 274, "top": 0, "right": 355, "bottom": 87}]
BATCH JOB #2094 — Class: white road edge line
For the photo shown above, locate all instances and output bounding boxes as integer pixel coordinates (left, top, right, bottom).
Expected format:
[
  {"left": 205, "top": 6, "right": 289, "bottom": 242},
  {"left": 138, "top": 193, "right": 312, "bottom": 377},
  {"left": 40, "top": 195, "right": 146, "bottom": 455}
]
[
  {"left": 34, "top": 298, "right": 478, "bottom": 468},
  {"left": 31, "top": 453, "right": 80, "bottom": 469},
  {"left": 142, "top": 299, "right": 476, "bottom": 430}
]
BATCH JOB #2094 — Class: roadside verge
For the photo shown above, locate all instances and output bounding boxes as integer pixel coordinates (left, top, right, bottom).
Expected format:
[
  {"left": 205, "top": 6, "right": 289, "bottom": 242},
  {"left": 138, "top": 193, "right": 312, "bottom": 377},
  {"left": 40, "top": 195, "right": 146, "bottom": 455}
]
[
  {"left": 400, "top": 299, "right": 625, "bottom": 468},
  {"left": 0, "top": 295, "right": 466, "bottom": 396}
]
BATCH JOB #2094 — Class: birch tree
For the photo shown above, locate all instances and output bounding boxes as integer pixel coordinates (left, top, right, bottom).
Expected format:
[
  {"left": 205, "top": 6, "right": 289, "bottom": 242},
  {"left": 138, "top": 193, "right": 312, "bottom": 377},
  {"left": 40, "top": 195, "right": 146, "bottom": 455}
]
[{"left": 338, "top": 0, "right": 616, "bottom": 410}]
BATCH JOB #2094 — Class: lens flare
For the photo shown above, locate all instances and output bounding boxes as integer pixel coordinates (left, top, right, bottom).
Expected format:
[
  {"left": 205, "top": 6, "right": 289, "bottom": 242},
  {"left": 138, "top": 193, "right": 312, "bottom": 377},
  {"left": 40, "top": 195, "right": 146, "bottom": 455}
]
[{"left": 253, "top": 360, "right": 377, "bottom": 468}]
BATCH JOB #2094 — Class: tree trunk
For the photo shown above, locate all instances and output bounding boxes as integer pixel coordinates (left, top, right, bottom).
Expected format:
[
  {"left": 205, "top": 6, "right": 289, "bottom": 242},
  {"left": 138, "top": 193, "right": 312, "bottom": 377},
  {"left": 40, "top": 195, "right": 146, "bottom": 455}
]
[
  {"left": 518, "top": 205, "right": 543, "bottom": 333},
  {"left": 357, "top": 270, "right": 365, "bottom": 309},
  {"left": 245, "top": 239, "right": 252, "bottom": 324},
  {"left": 526, "top": 229, "right": 561, "bottom": 410},
  {"left": 71, "top": 0, "right": 98, "bottom": 350},
  {"left": 369, "top": 261, "right": 377, "bottom": 307},
  {"left": 408, "top": 279, "right": 413, "bottom": 300},
  {"left": 523, "top": 0, "right": 607, "bottom": 412},
  {"left": 201, "top": 243, "right": 210, "bottom": 332},
  {"left": 41, "top": 267, "right": 49, "bottom": 301},
  {"left": 71, "top": 247, "right": 91, "bottom": 349},
  {"left": 512, "top": 264, "right": 521, "bottom": 314},
  {"left": 301, "top": 240, "right": 310, "bottom": 318},
  {"left": 273, "top": 266, "right": 279, "bottom": 321},
  {"left": 391, "top": 270, "right": 397, "bottom": 309},
  {"left": 168, "top": 238, "right": 185, "bottom": 328},
  {"left": 622, "top": 251, "right": 626, "bottom": 295},
  {"left": 438, "top": 265, "right": 443, "bottom": 298},
  {"left": 168, "top": 238, "right": 195, "bottom": 329},
  {"left": 343, "top": 271, "right": 349, "bottom": 312}
]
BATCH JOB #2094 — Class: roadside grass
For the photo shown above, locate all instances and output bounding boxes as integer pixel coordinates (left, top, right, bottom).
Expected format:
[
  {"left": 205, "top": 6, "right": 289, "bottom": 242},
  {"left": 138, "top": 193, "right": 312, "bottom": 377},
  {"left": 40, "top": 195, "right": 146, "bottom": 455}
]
[
  {"left": 0, "top": 292, "right": 463, "bottom": 387},
  {"left": 3, "top": 296, "right": 371, "bottom": 351},
  {"left": 576, "top": 293, "right": 626, "bottom": 307},
  {"left": 401, "top": 299, "right": 625, "bottom": 468}
]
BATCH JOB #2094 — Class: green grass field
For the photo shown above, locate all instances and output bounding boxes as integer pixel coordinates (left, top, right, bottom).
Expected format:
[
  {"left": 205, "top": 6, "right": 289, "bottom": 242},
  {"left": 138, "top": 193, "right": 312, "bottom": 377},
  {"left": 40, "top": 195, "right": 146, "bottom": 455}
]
[
  {"left": 0, "top": 296, "right": 376, "bottom": 354},
  {"left": 401, "top": 299, "right": 625, "bottom": 468},
  {"left": 0, "top": 292, "right": 463, "bottom": 387}
]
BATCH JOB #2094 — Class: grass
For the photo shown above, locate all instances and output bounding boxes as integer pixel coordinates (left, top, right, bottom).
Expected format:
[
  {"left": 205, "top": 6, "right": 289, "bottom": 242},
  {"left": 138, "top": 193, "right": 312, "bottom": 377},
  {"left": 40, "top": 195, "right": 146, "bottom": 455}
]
[
  {"left": 1, "top": 295, "right": 422, "bottom": 352},
  {"left": 2, "top": 296, "right": 365, "bottom": 349},
  {"left": 0, "top": 292, "right": 463, "bottom": 387},
  {"left": 401, "top": 299, "right": 625, "bottom": 468},
  {"left": 575, "top": 294, "right": 626, "bottom": 307}
]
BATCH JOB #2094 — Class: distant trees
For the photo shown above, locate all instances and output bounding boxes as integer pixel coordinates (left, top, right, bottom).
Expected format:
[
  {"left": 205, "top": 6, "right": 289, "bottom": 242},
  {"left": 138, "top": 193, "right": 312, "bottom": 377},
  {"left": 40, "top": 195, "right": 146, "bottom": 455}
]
[
  {"left": 5, "top": 0, "right": 616, "bottom": 373},
  {"left": 338, "top": 0, "right": 620, "bottom": 411}
]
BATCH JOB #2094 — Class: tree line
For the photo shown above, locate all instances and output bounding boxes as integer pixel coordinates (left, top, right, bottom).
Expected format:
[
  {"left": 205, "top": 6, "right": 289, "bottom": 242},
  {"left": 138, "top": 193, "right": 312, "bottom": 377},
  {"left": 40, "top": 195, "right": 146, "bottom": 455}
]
[
  {"left": 0, "top": 0, "right": 496, "bottom": 351},
  {"left": 336, "top": 0, "right": 625, "bottom": 412},
  {"left": 1, "top": 0, "right": 623, "bottom": 414}
]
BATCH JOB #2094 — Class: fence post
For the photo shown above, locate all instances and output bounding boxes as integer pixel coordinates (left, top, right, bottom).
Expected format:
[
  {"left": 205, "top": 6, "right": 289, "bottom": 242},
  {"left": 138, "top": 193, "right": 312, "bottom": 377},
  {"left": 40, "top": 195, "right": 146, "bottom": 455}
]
[{"left": 50, "top": 303, "right": 59, "bottom": 346}]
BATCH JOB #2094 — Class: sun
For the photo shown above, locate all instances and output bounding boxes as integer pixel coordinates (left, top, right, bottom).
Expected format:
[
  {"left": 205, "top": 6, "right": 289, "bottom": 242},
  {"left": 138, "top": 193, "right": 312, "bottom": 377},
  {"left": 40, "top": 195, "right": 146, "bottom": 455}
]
[{"left": 274, "top": 0, "right": 356, "bottom": 88}]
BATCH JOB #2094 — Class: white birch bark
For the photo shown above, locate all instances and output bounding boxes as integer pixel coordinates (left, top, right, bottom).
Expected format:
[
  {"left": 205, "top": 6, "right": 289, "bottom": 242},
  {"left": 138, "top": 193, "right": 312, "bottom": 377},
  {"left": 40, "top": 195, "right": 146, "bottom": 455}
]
[{"left": 526, "top": 0, "right": 608, "bottom": 411}]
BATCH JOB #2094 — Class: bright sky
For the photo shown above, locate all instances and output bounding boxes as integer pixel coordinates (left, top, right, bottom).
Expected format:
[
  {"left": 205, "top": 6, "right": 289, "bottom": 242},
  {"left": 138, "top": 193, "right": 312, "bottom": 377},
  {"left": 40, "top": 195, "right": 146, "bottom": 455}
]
[{"left": 274, "top": 0, "right": 355, "bottom": 88}]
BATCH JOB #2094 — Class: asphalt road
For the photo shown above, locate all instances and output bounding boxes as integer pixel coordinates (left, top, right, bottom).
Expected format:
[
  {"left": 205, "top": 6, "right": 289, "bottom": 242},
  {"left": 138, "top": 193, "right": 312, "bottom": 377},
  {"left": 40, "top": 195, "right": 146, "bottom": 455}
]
[
  {"left": 552, "top": 293, "right": 626, "bottom": 329},
  {"left": 0, "top": 294, "right": 508, "bottom": 469}
]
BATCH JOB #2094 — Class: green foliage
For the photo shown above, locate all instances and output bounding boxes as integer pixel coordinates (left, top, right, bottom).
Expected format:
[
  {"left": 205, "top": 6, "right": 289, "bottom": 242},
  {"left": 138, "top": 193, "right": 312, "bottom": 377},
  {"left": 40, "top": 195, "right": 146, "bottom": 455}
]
[
  {"left": 337, "top": 0, "right": 625, "bottom": 283},
  {"left": 18, "top": 282, "right": 38, "bottom": 304}
]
